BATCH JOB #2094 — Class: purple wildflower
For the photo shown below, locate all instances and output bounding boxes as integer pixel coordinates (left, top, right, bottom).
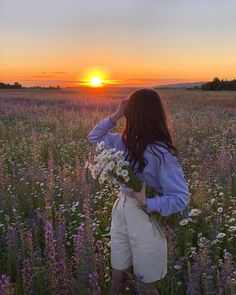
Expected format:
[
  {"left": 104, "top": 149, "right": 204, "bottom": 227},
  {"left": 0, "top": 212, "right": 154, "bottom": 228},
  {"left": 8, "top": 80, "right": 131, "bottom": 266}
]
[
  {"left": 21, "top": 258, "right": 34, "bottom": 295},
  {"left": 88, "top": 272, "right": 101, "bottom": 295},
  {"left": 44, "top": 220, "right": 58, "bottom": 294},
  {"left": 73, "top": 223, "right": 85, "bottom": 277},
  {"left": 82, "top": 196, "right": 96, "bottom": 270},
  {"left": 133, "top": 273, "right": 144, "bottom": 295},
  {"left": 0, "top": 275, "right": 14, "bottom": 295},
  {"left": 218, "top": 252, "right": 235, "bottom": 294}
]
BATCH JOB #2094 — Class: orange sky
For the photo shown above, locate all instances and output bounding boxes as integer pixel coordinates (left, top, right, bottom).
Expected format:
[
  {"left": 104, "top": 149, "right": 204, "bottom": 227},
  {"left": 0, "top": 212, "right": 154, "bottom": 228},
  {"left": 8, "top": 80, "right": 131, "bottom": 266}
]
[{"left": 1, "top": 1, "right": 236, "bottom": 87}]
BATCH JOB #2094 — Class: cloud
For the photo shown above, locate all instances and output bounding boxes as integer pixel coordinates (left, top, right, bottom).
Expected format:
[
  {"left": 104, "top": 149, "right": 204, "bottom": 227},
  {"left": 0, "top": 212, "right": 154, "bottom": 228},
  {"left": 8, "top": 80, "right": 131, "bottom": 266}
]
[
  {"left": 52, "top": 72, "right": 68, "bottom": 74},
  {"left": 129, "top": 78, "right": 192, "bottom": 83},
  {"left": 24, "top": 79, "right": 76, "bottom": 83},
  {"left": 33, "top": 75, "right": 53, "bottom": 78}
]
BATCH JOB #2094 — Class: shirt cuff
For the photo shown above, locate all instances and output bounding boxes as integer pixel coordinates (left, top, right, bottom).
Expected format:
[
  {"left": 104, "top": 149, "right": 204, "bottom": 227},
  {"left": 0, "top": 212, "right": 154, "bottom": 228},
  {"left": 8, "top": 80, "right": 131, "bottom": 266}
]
[{"left": 146, "top": 197, "right": 160, "bottom": 213}]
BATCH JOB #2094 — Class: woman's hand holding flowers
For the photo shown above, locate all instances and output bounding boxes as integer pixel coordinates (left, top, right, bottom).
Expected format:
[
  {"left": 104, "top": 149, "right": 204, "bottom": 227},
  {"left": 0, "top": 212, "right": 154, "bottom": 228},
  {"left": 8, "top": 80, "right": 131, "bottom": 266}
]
[{"left": 132, "top": 182, "right": 147, "bottom": 209}]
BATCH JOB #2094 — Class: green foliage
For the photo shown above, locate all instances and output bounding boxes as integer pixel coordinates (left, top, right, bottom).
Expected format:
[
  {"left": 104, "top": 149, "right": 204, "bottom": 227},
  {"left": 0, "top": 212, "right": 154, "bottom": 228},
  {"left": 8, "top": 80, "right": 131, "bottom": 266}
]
[{"left": 202, "top": 77, "right": 236, "bottom": 91}]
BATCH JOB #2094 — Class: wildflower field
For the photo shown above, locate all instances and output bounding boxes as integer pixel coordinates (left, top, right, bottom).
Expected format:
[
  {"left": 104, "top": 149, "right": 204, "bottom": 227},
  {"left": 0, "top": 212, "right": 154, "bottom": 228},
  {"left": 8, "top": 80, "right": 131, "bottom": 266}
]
[{"left": 0, "top": 88, "right": 235, "bottom": 295}]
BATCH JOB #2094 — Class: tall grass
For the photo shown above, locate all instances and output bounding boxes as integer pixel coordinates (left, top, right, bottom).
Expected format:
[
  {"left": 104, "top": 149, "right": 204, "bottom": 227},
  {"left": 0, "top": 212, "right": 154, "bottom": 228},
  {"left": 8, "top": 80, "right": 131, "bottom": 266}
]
[{"left": 0, "top": 88, "right": 235, "bottom": 294}]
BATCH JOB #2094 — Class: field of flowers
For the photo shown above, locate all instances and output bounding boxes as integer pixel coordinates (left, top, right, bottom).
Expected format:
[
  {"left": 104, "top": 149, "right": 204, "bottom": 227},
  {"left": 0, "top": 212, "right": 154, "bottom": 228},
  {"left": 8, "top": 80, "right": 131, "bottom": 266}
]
[{"left": 0, "top": 88, "right": 235, "bottom": 295}]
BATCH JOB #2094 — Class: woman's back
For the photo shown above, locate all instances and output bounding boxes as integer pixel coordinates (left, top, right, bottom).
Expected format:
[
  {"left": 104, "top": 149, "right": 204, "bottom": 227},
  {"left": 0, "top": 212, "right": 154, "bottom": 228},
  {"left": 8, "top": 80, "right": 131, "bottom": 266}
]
[
  {"left": 87, "top": 115, "right": 189, "bottom": 216},
  {"left": 87, "top": 89, "right": 190, "bottom": 290}
]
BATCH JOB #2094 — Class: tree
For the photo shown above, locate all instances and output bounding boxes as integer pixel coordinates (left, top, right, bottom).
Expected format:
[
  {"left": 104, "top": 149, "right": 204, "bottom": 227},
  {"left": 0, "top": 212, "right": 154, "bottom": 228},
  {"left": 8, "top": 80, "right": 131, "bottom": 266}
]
[{"left": 201, "top": 77, "right": 236, "bottom": 91}]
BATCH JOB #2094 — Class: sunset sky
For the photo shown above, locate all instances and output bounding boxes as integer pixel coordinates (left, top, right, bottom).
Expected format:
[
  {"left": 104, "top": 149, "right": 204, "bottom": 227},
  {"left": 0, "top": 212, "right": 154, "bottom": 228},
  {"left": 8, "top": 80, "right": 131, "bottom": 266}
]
[{"left": 1, "top": 0, "right": 236, "bottom": 87}]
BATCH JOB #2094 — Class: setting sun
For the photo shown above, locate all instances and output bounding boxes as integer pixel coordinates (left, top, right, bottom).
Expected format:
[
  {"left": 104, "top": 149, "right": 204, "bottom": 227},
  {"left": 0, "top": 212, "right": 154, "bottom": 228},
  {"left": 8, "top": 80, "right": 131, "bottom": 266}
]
[
  {"left": 79, "top": 68, "right": 114, "bottom": 87},
  {"left": 90, "top": 76, "right": 104, "bottom": 87}
]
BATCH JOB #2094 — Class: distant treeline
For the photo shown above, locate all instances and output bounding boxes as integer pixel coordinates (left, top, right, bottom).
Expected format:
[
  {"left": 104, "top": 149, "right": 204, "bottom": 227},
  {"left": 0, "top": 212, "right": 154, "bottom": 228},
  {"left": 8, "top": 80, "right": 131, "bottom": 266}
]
[
  {"left": 0, "top": 82, "right": 61, "bottom": 89},
  {"left": 0, "top": 82, "right": 23, "bottom": 89},
  {"left": 201, "top": 77, "right": 236, "bottom": 91}
]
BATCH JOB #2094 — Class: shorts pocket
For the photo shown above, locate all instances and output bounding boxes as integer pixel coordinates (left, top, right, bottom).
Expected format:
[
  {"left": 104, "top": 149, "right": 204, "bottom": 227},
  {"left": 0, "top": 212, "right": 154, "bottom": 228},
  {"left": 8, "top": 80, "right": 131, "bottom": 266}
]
[
  {"left": 111, "top": 198, "right": 120, "bottom": 216},
  {"left": 137, "top": 208, "right": 166, "bottom": 240},
  {"left": 149, "top": 215, "right": 167, "bottom": 239}
]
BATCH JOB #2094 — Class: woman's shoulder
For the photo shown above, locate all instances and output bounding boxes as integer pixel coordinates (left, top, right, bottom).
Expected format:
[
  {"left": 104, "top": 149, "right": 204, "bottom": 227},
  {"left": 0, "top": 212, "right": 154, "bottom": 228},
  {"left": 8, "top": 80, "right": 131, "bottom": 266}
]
[
  {"left": 145, "top": 141, "right": 180, "bottom": 167},
  {"left": 143, "top": 142, "right": 181, "bottom": 178}
]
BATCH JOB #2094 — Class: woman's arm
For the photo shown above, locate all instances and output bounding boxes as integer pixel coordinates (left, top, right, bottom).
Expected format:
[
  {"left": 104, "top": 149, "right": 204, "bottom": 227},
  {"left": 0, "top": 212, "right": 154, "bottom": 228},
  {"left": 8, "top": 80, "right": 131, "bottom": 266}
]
[
  {"left": 87, "top": 113, "right": 120, "bottom": 149},
  {"left": 87, "top": 99, "right": 127, "bottom": 149},
  {"left": 146, "top": 152, "right": 190, "bottom": 216}
]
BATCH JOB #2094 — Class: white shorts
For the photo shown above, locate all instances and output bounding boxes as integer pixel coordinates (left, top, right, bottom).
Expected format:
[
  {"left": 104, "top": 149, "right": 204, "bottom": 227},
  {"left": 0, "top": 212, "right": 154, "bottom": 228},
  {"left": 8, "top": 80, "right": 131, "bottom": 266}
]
[{"left": 110, "top": 190, "right": 168, "bottom": 283}]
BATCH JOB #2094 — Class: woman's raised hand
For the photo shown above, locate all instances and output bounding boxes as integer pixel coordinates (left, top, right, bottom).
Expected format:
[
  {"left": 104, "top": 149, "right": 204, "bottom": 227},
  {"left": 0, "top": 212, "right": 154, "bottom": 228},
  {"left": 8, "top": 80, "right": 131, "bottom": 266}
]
[
  {"left": 117, "top": 98, "right": 128, "bottom": 117},
  {"left": 110, "top": 98, "right": 128, "bottom": 123}
]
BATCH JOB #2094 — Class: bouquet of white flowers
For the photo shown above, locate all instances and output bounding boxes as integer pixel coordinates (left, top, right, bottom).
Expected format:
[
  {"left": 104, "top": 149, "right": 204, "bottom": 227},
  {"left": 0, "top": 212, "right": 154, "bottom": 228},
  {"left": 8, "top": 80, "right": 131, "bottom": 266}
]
[{"left": 86, "top": 141, "right": 180, "bottom": 230}]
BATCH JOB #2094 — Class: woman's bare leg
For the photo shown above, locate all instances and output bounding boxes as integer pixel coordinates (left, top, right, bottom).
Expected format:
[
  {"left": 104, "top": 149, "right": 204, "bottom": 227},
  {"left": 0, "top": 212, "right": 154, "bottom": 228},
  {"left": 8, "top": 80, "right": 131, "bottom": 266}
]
[
  {"left": 142, "top": 282, "right": 160, "bottom": 295},
  {"left": 111, "top": 265, "right": 133, "bottom": 295}
]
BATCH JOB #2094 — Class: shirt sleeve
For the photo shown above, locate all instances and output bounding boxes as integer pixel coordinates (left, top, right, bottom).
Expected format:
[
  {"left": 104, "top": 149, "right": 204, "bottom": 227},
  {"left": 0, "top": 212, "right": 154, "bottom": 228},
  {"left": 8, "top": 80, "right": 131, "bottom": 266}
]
[
  {"left": 87, "top": 116, "right": 121, "bottom": 149},
  {"left": 146, "top": 151, "right": 190, "bottom": 216}
]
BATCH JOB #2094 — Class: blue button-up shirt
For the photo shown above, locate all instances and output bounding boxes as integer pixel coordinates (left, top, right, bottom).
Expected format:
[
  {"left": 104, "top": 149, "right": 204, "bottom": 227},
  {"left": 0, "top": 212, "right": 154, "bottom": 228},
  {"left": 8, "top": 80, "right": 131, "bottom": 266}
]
[{"left": 87, "top": 116, "right": 190, "bottom": 216}]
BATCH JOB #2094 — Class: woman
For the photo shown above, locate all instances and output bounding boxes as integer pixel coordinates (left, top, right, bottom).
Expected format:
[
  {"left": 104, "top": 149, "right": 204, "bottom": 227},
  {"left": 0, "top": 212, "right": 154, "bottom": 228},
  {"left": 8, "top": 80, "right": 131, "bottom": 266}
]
[{"left": 87, "top": 88, "right": 189, "bottom": 295}]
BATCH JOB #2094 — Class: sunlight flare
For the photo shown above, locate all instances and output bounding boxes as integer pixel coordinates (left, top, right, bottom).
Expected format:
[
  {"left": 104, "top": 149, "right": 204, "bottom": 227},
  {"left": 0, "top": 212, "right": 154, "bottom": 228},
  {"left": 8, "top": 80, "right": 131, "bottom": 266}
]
[
  {"left": 79, "top": 69, "right": 108, "bottom": 87},
  {"left": 90, "top": 76, "right": 104, "bottom": 87},
  {"left": 78, "top": 67, "right": 120, "bottom": 87}
]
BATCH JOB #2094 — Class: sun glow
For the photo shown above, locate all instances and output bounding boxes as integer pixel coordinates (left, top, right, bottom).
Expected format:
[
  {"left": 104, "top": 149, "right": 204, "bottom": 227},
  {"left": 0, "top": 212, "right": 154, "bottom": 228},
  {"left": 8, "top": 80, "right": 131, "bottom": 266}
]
[
  {"left": 90, "top": 76, "right": 104, "bottom": 87},
  {"left": 79, "top": 68, "right": 112, "bottom": 87}
]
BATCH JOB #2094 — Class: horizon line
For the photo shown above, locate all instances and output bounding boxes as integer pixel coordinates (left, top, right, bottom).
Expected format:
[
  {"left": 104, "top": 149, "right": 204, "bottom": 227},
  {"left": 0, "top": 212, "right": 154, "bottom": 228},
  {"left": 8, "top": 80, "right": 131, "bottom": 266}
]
[{"left": 0, "top": 78, "right": 209, "bottom": 88}]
